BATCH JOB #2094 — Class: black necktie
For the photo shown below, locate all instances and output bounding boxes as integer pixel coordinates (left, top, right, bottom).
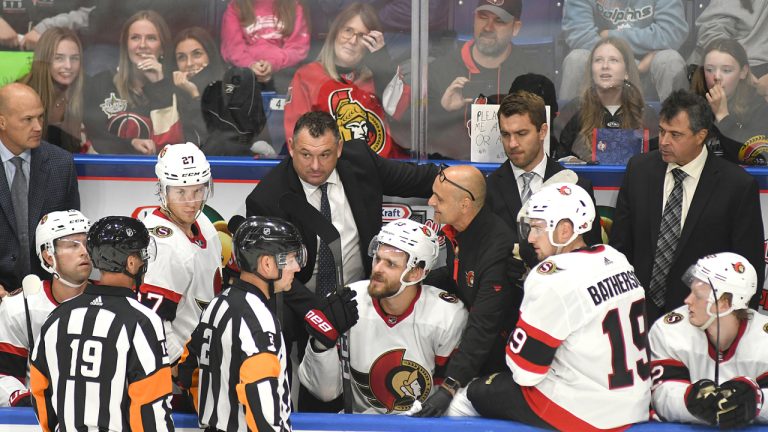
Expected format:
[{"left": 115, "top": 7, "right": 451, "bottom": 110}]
[
  {"left": 316, "top": 183, "right": 337, "bottom": 297},
  {"left": 10, "top": 157, "right": 30, "bottom": 276},
  {"left": 648, "top": 168, "right": 687, "bottom": 308}
]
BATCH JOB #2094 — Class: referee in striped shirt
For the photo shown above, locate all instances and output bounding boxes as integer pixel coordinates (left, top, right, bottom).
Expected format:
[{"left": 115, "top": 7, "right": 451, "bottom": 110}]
[
  {"left": 178, "top": 216, "right": 306, "bottom": 432},
  {"left": 30, "top": 216, "right": 174, "bottom": 432}
]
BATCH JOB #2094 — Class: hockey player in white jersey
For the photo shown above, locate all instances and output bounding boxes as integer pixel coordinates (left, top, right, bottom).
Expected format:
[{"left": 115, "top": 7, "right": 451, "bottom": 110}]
[
  {"left": 299, "top": 218, "right": 469, "bottom": 414},
  {"left": 444, "top": 183, "right": 651, "bottom": 431},
  {"left": 139, "top": 143, "right": 222, "bottom": 366},
  {"left": 650, "top": 252, "right": 768, "bottom": 428},
  {"left": 0, "top": 209, "right": 91, "bottom": 407}
]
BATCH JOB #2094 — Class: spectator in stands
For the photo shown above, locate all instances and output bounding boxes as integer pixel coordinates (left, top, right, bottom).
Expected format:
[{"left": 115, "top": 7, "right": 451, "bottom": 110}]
[
  {"left": 560, "top": 0, "right": 688, "bottom": 103},
  {"left": 283, "top": 2, "right": 410, "bottom": 159},
  {"left": 0, "top": 0, "right": 93, "bottom": 50},
  {"left": 427, "top": 0, "right": 534, "bottom": 160},
  {"left": 558, "top": 37, "right": 658, "bottom": 161},
  {"left": 691, "top": 39, "right": 768, "bottom": 165},
  {"left": 692, "top": 0, "right": 768, "bottom": 99},
  {"left": 172, "top": 27, "right": 225, "bottom": 144},
  {"left": 610, "top": 89, "right": 764, "bottom": 325},
  {"left": 220, "top": 0, "right": 309, "bottom": 91},
  {"left": 19, "top": 27, "right": 87, "bottom": 154},
  {"left": 83, "top": 10, "right": 180, "bottom": 155}
]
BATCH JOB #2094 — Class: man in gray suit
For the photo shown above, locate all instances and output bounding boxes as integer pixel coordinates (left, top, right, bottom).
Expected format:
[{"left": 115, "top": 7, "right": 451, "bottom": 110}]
[{"left": 0, "top": 83, "right": 80, "bottom": 295}]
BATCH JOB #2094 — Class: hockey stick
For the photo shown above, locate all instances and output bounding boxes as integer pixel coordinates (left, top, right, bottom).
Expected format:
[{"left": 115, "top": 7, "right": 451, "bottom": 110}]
[
  {"left": 21, "top": 275, "right": 42, "bottom": 352},
  {"left": 279, "top": 193, "right": 354, "bottom": 414}
]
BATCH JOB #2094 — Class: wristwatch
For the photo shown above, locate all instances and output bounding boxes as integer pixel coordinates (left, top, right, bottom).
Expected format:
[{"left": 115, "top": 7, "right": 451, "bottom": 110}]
[{"left": 442, "top": 376, "right": 462, "bottom": 393}]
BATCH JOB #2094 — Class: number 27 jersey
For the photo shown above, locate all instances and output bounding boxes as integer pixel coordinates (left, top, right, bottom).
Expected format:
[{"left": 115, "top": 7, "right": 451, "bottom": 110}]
[{"left": 506, "top": 245, "right": 651, "bottom": 431}]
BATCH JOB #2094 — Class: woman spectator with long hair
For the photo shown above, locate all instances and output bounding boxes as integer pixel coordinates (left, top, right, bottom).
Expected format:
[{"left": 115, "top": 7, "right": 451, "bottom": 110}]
[
  {"left": 283, "top": 2, "right": 409, "bottom": 159},
  {"left": 558, "top": 37, "right": 657, "bottom": 161},
  {"left": 83, "top": 10, "right": 180, "bottom": 155},
  {"left": 19, "top": 27, "right": 86, "bottom": 153},
  {"left": 691, "top": 38, "right": 768, "bottom": 164}
]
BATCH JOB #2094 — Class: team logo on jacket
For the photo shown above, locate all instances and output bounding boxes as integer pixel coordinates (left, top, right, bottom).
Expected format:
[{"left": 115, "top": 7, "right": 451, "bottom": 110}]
[
  {"left": 465, "top": 271, "right": 475, "bottom": 288},
  {"left": 328, "top": 88, "right": 386, "bottom": 153},
  {"left": 663, "top": 312, "right": 683, "bottom": 324},
  {"left": 351, "top": 349, "right": 432, "bottom": 413}
]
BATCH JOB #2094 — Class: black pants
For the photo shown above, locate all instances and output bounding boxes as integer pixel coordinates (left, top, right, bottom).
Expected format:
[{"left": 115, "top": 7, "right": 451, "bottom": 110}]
[{"left": 467, "top": 371, "right": 553, "bottom": 430}]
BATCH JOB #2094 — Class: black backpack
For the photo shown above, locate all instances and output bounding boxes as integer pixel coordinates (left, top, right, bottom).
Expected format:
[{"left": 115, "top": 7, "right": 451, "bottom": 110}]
[{"left": 200, "top": 67, "right": 268, "bottom": 156}]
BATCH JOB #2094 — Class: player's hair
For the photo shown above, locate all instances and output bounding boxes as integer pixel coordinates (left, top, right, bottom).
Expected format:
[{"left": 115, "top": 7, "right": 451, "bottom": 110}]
[
  {"left": 659, "top": 89, "right": 713, "bottom": 136},
  {"left": 318, "top": 2, "right": 382, "bottom": 81},
  {"left": 579, "top": 37, "right": 645, "bottom": 140},
  {"left": 497, "top": 91, "right": 547, "bottom": 132},
  {"left": 115, "top": 10, "right": 172, "bottom": 108},
  {"left": 235, "top": 0, "right": 297, "bottom": 36},
  {"left": 172, "top": 27, "right": 225, "bottom": 79},
  {"left": 293, "top": 111, "right": 341, "bottom": 142},
  {"left": 721, "top": 293, "right": 752, "bottom": 321},
  {"left": 19, "top": 27, "right": 84, "bottom": 152}
]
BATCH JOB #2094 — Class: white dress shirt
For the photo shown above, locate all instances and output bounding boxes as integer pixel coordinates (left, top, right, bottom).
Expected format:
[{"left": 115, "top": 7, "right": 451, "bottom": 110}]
[
  {"left": 299, "top": 169, "right": 365, "bottom": 293},
  {"left": 0, "top": 139, "right": 31, "bottom": 189},
  {"left": 662, "top": 146, "right": 708, "bottom": 229},
  {"left": 510, "top": 156, "right": 547, "bottom": 200}
]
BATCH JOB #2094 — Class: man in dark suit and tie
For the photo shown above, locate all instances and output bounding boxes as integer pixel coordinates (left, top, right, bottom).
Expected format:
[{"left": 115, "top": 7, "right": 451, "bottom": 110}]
[
  {"left": 486, "top": 91, "right": 602, "bottom": 267},
  {"left": 245, "top": 110, "right": 438, "bottom": 410},
  {"left": 610, "top": 90, "right": 764, "bottom": 325},
  {"left": 0, "top": 83, "right": 80, "bottom": 295}
]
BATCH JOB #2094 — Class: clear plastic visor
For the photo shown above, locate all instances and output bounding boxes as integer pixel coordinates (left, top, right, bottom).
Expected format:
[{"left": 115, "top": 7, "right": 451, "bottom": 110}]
[
  {"left": 140, "top": 237, "right": 158, "bottom": 264},
  {"left": 368, "top": 239, "right": 408, "bottom": 268},
  {"left": 165, "top": 183, "right": 212, "bottom": 204},
  {"left": 681, "top": 264, "right": 712, "bottom": 300},
  {"left": 517, "top": 217, "right": 548, "bottom": 242},
  {"left": 276, "top": 245, "right": 307, "bottom": 270}
]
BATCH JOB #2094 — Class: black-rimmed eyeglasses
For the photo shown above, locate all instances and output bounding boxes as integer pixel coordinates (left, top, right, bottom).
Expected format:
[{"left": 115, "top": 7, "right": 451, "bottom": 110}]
[{"left": 438, "top": 163, "right": 476, "bottom": 201}]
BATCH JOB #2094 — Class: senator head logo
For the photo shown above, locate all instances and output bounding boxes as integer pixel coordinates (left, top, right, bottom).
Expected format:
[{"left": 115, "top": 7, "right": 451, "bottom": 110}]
[
  {"left": 351, "top": 349, "right": 432, "bottom": 413},
  {"left": 328, "top": 88, "right": 386, "bottom": 154}
]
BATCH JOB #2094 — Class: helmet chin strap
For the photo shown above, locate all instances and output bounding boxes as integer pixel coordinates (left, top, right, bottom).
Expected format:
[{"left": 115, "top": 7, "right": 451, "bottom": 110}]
[
  {"left": 547, "top": 231, "right": 578, "bottom": 255},
  {"left": 48, "top": 250, "right": 86, "bottom": 289},
  {"left": 384, "top": 267, "right": 424, "bottom": 299},
  {"left": 699, "top": 301, "right": 734, "bottom": 331}
]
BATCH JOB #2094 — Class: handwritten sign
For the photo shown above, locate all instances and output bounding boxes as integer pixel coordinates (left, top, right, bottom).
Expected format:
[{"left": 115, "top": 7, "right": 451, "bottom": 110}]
[{"left": 470, "top": 104, "right": 551, "bottom": 163}]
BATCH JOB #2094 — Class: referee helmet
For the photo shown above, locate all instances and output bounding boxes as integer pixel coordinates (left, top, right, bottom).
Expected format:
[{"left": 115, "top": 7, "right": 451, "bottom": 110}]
[
  {"left": 87, "top": 216, "right": 154, "bottom": 273},
  {"left": 233, "top": 216, "right": 306, "bottom": 274}
]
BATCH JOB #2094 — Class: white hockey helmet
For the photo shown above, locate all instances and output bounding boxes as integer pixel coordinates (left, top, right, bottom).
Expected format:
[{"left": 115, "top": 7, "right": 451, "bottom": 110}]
[
  {"left": 682, "top": 252, "right": 756, "bottom": 328},
  {"left": 368, "top": 218, "right": 439, "bottom": 297},
  {"left": 35, "top": 210, "right": 91, "bottom": 283},
  {"left": 155, "top": 143, "right": 213, "bottom": 206},
  {"left": 517, "top": 182, "right": 595, "bottom": 248}
]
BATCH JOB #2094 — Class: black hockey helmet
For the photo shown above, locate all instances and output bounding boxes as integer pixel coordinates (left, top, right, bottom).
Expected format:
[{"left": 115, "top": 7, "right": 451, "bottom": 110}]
[
  {"left": 87, "top": 216, "right": 154, "bottom": 273},
  {"left": 233, "top": 216, "right": 307, "bottom": 274}
]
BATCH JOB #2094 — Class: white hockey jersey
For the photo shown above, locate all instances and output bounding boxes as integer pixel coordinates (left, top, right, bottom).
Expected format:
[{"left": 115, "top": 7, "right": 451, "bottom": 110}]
[
  {"left": 506, "top": 245, "right": 651, "bottom": 431},
  {"left": 140, "top": 209, "right": 222, "bottom": 363},
  {"left": 298, "top": 280, "right": 468, "bottom": 414},
  {"left": 650, "top": 306, "right": 768, "bottom": 424},
  {"left": 0, "top": 279, "right": 57, "bottom": 406}
]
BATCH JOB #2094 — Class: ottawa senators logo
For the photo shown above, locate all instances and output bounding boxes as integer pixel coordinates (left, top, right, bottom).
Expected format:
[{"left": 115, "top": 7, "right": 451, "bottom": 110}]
[
  {"left": 465, "top": 271, "right": 475, "bottom": 288},
  {"left": 421, "top": 226, "right": 432, "bottom": 237},
  {"left": 351, "top": 349, "right": 432, "bottom": 413},
  {"left": 328, "top": 88, "right": 386, "bottom": 154},
  {"left": 150, "top": 226, "right": 173, "bottom": 238},
  {"left": 439, "top": 292, "right": 458, "bottom": 303},
  {"left": 664, "top": 312, "right": 683, "bottom": 324},
  {"left": 537, "top": 260, "right": 558, "bottom": 274},
  {"left": 732, "top": 262, "right": 746, "bottom": 274},
  {"left": 557, "top": 185, "right": 572, "bottom": 196}
]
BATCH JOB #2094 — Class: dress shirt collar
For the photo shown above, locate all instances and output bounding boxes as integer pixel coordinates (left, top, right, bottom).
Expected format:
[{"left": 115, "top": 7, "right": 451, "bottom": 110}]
[
  {"left": 298, "top": 169, "right": 339, "bottom": 197},
  {"left": 0, "top": 139, "right": 31, "bottom": 164},
  {"left": 509, "top": 155, "right": 547, "bottom": 182},
  {"left": 665, "top": 145, "right": 707, "bottom": 182}
]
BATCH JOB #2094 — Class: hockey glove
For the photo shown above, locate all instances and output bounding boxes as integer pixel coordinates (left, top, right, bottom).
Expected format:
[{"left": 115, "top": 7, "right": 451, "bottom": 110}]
[
  {"left": 412, "top": 386, "right": 454, "bottom": 417},
  {"left": 9, "top": 389, "right": 31, "bottom": 407},
  {"left": 506, "top": 254, "right": 527, "bottom": 289},
  {"left": 716, "top": 377, "right": 763, "bottom": 429},
  {"left": 684, "top": 379, "right": 718, "bottom": 425},
  {"left": 304, "top": 287, "right": 359, "bottom": 349}
]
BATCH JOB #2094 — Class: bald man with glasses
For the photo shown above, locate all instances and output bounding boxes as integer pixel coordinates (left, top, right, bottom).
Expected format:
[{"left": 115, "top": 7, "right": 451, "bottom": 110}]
[{"left": 415, "top": 164, "right": 518, "bottom": 417}]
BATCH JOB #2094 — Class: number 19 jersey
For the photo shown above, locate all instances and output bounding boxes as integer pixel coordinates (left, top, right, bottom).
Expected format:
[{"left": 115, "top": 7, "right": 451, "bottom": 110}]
[{"left": 506, "top": 245, "right": 651, "bottom": 431}]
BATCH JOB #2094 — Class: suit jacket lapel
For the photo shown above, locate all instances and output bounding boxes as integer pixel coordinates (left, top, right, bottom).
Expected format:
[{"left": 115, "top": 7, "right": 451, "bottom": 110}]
[
  {"left": 676, "top": 154, "right": 716, "bottom": 257},
  {"left": 498, "top": 161, "right": 523, "bottom": 221},
  {"left": 336, "top": 159, "right": 371, "bottom": 242},
  {"left": 285, "top": 164, "right": 317, "bottom": 259},
  {"left": 0, "top": 162, "right": 17, "bottom": 236},
  {"left": 648, "top": 154, "right": 667, "bottom": 249},
  {"left": 543, "top": 157, "right": 564, "bottom": 181},
  {"left": 27, "top": 146, "right": 49, "bottom": 235}
]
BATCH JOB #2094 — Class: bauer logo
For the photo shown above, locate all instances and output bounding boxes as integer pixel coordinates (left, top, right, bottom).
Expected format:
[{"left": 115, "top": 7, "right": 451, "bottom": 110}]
[{"left": 382, "top": 204, "right": 412, "bottom": 222}]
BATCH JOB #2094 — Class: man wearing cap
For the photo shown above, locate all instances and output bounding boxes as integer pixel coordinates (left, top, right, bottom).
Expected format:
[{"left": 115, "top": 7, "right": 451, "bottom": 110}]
[
  {"left": 486, "top": 90, "right": 603, "bottom": 268},
  {"left": 427, "top": 0, "right": 536, "bottom": 160}
]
